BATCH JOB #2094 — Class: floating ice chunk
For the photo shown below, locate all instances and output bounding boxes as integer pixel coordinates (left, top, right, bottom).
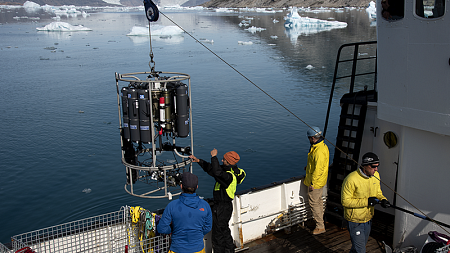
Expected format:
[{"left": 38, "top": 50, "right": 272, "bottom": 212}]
[
  {"left": 284, "top": 8, "right": 347, "bottom": 29},
  {"left": 162, "top": 5, "right": 182, "bottom": 9},
  {"left": 54, "top": 7, "right": 82, "bottom": 17},
  {"left": 366, "top": 1, "right": 376, "bottom": 19},
  {"left": 127, "top": 25, "right": 183, "bottom": 36},
  {"left": 23, "top": 1, "right": 41, "bottom": 13},
  {"left": 238, "top": 41, "right": 253, "bottom": 45},
  {"left": 36, "top": 22, "right": 92, "bottom": 31},
  {"left": 103, "top": 0, "right": 122, "bottom": 5},
  {"left": 306, "top": 65, "right": 314, "bottom": 69},
  {"left": 82, "top": 188, "right": 91, "bottom": 193},
  {"left": 239, "top": 7, "right": 276, "bottom": 13},
  {"left": 199, "top": 38, "right": 214, "bottom": 44},
  {"left": 245, "top": 26, "right": 266, "bottom": 33},
  {"left": 216, "top": 8, "right": 235, "bottom": 13},
  {"left": 305, "top": 7, "right": 332, "bottom": 13}
]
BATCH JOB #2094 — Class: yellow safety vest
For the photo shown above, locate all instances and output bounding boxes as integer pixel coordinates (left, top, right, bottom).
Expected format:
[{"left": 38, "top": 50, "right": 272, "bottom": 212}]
[{"left": 214, "top": 168, "right": 246, "bottom": 199}]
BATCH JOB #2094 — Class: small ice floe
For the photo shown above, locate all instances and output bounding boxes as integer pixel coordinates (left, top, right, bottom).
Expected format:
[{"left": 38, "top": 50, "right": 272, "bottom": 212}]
[
  {"left": 23, "top": 1, "right": 41, "bottom": 14},
  {"left": 284, "top": 7, "right": 347, "bottom": 29},
  {"left": 366, "top": 1, "right": 376, "bottom": 20},
  {"left": 238, "top": 41, "right": 253, "bottom": 45},
  {"left": 126, "top": 25, "right": 183, "bottom": 36},
  {"left": 239, "top": 20, "right": 251, "bottom": 27},
  {"left": 82, "top": 188, "right": 91, "bottom": 193},
  {"left": 245, "top": 26, "right": 266, "bottom": 33},
  {"left": 306, "top": 65, "right": 315, "bottom": 70},
  {"left": 199, "top": 38, "right": 214, "bottom": 44},
  {"left": 103, "top": 0, "right": 122, "bottom": 5},
  {"left": 270, "top": 35, "right": 278, "bottom": 39},
  {"left": 36, "top": 22, "right": 92, "bottom": 31},
  {"left": 216, "top": 8, "right": 236, "bottom": 13}
]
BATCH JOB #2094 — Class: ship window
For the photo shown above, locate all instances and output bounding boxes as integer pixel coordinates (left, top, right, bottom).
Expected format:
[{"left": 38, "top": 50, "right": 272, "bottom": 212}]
[
  {"left": 383, "top": 131, "right": 398, "bottom": 149},
  {"left": 416, "top": 0, "right": 445, "bottom": 18},
  {"left": 381, "top": 0, "right": 405, "bottom": 20}
]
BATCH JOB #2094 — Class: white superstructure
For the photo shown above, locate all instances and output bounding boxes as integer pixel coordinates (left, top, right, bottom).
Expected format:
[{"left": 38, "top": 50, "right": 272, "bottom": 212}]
[{"left": 360, "top": 0, "right": 450, "bottom": 248}]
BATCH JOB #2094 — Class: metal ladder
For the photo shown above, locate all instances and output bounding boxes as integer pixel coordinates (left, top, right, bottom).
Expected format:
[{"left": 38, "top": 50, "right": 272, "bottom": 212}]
[{"left": 323, "top": 41, "right": 378, "bottom": 227}]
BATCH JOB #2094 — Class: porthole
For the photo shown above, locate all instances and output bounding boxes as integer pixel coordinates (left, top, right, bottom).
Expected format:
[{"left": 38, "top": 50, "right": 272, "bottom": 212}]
[{"left": 383, "top": 131, "right": 398, "bottom": 149}]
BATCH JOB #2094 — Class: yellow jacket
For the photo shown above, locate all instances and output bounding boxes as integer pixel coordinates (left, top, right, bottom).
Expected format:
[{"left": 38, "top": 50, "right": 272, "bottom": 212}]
[
  {"left": 341, "top": 169, "right": 386, "bottom": 223},
  {"left": 304, "top": 140, "right": 329, "bottom": 189}
]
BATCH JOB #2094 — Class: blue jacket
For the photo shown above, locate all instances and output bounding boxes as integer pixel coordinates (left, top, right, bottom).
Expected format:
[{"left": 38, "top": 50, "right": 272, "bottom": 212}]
[{"left": 157, "top": 193, "right": 212, "bottom": 253}]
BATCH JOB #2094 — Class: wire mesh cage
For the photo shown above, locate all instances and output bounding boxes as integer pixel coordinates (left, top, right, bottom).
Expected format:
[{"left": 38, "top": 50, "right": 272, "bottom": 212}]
[
  {"left": 0, "top": 242, "right": 12, "bottom": 253},
  {"left": 10, "top": 206, "right": 170, "bottom": 253}
]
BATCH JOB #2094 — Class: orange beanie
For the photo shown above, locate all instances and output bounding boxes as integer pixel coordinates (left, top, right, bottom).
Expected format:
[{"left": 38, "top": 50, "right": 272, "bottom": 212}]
[{"left": 224, "top": 151, "right": 240, "bottom": 165}]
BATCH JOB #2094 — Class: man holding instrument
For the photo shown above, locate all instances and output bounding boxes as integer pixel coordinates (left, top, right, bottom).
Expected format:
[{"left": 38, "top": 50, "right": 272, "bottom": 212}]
[{"left": 341, "top": 152, "right": 390, "bottom": 253}]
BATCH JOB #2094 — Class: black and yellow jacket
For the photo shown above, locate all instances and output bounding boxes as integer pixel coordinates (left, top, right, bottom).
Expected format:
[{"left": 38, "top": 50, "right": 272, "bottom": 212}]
[{"left": 198, "top": 156, "right": 245, "bottom": 202}]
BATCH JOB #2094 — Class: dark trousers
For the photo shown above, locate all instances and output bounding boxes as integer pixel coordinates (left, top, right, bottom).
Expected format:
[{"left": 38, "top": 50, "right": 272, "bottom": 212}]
[
  {"left": 348, "top": 220, "right": 372, "bottom": 253},
  {"left": 212, "top": 201, "right": 234, "bottom": 253}
]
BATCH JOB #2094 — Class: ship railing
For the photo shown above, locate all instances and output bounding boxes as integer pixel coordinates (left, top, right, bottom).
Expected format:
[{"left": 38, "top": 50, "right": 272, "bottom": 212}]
[
  {"left": 265, "top": 195, "right": 327, "bottom": 234},
  {"left": 436, "top": 244, "right": 450, "bottom": 253},
  {"left": 9, "top": 206, "right": 170, "bottom": 253},
  {"left": 0, "top": 242, "right": 11, "bottom": 253}
]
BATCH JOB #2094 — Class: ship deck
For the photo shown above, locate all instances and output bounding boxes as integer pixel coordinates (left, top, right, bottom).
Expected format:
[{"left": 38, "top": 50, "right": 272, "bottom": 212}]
[{"left": 242, "top": 221, "right": 391, "bottom": 253}]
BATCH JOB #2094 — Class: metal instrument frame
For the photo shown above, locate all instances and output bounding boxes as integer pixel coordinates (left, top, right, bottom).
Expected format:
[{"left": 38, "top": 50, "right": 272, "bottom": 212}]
[{"left": 115, "top": 71, "right": 194, "bottom": 199}]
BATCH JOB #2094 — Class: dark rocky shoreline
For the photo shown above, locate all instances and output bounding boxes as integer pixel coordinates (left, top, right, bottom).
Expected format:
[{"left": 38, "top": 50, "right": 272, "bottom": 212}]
[{"left": 0, "top": 0, "right": 373, "bottom": 8}]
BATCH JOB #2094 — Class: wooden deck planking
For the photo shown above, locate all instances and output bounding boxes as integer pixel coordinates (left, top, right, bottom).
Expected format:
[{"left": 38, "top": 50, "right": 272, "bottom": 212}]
[{"left": 242, "top": 222, "right": 388, "bottom": 253}]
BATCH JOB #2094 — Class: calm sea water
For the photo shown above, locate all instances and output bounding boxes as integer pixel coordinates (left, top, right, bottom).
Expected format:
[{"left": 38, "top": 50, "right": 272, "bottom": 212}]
[{"left": 0, "top": 6, "right": 376, "bottom": 242}]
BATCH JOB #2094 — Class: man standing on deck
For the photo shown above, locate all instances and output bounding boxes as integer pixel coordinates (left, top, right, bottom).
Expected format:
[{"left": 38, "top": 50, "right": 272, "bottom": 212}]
[
  {"left": 157, "top": 172, "right": 212, "bottom": 253},
  {"left": 304, "top": 126, "right": 330, "bottom": 235},
  {"left": 189, "top": 149, "right": 246, "bottom": 253},
  {"left": 341, "top": 152, "right": 390, "bottom": 253}
]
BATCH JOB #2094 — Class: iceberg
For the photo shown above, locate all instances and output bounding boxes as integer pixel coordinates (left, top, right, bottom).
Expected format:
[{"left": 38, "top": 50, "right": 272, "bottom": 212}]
[
  {"left": 23, "top": 1, "right": 40, "bottom": 9},
  {"left": 245, "top": 26, "right": 266, "bottom": 34},
  {"left": 216, "top": 8, "right": 236, "bottom": 13},
  {"left": 23, "top": 1, "right": 41, "bottom": 14},
  {"left": 126, "top": 25, "right": 183, "bottom": 36},
  {"left": 36, "top": 22, "right": 92, "bottom": 31},
  {"left": 103, "top": 0, "right": 122, "bottom": 5},
  {"left": 366, "top": 1, "right": 376, "bottom": 20},
  {"left": 284, "top": 7, "right": 347, "bottom": 29},
  {"left": 283, "top": 7, "right": 347, "bottom": 44},
  {"left": 238, "top": 41, "right": 253, "bottom": 45}
]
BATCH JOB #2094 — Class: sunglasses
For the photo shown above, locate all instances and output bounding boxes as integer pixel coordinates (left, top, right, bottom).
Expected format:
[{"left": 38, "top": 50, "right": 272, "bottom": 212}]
[{"left": 370, "top": 164, "right": 379, "bottom": 168}]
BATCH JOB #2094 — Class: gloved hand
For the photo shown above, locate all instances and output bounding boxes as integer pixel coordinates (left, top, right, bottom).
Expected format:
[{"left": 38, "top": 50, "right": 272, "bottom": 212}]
[
  {"left": 380, "top": 199, "right": 390, "bottom": 208},
  {"left": 368, "top": 197, "right": 379, "bottom": 206}
]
